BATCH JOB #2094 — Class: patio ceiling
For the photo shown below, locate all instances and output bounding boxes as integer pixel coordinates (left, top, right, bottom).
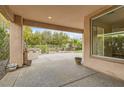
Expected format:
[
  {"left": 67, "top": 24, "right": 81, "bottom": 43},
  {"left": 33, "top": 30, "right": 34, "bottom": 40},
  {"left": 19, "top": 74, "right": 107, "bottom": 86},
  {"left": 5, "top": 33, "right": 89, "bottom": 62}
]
[{"left": 8, "top": 5, "right": 107, "bottom": 32}]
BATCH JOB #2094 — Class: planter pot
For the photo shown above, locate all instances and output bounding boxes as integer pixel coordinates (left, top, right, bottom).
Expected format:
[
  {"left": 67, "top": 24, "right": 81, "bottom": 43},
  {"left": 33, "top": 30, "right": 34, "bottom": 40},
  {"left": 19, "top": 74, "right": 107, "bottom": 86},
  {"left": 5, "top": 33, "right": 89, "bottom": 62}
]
[
  {"left": 25, "top": 60, "right": 32, "bottom": 66},
  {"left": 75, "top": 57, "right": 82, "bottom": 65},
  {"left": 6, "top": 63, "right": 17, "bottom": 72}
]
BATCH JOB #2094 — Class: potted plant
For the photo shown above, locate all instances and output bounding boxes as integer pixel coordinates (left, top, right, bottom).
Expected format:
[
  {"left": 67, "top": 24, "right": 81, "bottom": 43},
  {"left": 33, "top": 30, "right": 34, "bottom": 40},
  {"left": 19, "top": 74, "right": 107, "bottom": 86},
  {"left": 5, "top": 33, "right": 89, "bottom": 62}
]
[{"left": 75, "top": 57, "right": 82, "bottom": 65}]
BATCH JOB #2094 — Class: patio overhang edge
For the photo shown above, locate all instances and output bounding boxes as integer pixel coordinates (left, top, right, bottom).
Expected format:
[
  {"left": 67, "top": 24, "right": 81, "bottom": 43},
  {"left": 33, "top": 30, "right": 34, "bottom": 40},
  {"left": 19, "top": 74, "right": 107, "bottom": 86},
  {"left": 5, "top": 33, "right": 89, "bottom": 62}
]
[
  {"left": 86, "top": 5, "right": 120, "bottom": 19},
  {"left": 23, "top": 19, "right": 84, "bottom": 33},
  {"left": 0, "top": 5, "right": 14, "bottom": 22}
]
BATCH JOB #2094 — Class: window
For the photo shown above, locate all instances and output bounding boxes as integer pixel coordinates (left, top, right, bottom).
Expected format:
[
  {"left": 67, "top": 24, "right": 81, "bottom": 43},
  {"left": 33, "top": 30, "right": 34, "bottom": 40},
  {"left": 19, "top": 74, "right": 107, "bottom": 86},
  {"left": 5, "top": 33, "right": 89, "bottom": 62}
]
[{"left": 91, "top": 6, "right": 124, "bottom": 60}]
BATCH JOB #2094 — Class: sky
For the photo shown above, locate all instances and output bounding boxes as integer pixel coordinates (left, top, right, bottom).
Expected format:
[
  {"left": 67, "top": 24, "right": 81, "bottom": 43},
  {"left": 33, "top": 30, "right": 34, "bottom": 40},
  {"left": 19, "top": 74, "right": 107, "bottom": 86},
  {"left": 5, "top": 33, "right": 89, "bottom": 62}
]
[{"left": 31, "top": 27, "right": 82, "bottom": 40}]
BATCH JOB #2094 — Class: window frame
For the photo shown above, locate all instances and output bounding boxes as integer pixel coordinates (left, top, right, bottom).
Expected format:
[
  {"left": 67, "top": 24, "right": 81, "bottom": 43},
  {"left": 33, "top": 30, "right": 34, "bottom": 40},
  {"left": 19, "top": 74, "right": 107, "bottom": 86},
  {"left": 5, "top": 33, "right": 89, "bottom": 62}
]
[{"left": 90, "top": 6, "right": 124, "bottom": 64}]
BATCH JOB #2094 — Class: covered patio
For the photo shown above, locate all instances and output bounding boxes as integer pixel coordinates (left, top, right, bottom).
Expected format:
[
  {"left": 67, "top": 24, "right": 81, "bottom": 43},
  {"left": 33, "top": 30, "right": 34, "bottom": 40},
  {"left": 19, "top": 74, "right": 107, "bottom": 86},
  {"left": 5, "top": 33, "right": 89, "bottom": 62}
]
[
  {"left": 0, "top": 53, "right": 124, "bottom": 87},
  {"left": 0, "top": 5, "right": 124, "bottom": 87}
]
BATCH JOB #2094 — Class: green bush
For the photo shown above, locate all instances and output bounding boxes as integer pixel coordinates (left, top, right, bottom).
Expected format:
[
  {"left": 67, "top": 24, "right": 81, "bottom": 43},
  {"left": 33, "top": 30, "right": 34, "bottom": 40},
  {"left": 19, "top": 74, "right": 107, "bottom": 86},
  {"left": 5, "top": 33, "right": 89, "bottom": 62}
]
[
  {"left": 34, "top": 45, "right": 49, "bottom": 54},
  {"left": 0, "top": 26, "right": 9, "bottom": 61}
]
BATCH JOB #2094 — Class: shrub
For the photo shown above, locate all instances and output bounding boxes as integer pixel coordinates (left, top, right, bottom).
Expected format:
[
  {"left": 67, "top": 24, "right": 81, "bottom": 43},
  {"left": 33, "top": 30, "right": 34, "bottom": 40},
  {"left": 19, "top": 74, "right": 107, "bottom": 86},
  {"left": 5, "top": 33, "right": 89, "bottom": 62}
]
[
  {"left": 0, "top": 26, "right": 9, "bottom": 61},
  {"left": 35, "top": 45, "right": 49, "bottom": 54}
]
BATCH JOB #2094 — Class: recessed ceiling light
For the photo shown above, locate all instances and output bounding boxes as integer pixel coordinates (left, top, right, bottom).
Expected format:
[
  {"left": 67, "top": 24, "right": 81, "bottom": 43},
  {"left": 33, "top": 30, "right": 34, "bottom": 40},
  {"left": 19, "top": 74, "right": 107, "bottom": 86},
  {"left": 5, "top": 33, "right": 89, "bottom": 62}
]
[{"left": 48, "top": 16, "right": 52, "bottom": 20}]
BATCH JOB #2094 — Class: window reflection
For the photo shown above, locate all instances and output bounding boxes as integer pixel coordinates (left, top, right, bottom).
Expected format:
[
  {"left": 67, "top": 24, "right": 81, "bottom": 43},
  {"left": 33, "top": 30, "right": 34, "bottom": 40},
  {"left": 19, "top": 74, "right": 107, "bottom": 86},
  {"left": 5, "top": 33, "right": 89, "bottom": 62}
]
[{"left": 92, "top": 6, "right": 124, "bottom": 59}]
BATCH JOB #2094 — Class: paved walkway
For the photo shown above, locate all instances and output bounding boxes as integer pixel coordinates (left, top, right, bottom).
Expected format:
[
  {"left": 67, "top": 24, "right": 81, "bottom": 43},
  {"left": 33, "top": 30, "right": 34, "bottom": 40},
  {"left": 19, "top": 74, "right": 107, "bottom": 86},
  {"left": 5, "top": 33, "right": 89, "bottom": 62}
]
[{"left": 0, "top": 53, "right": 124, "bottom": 87}]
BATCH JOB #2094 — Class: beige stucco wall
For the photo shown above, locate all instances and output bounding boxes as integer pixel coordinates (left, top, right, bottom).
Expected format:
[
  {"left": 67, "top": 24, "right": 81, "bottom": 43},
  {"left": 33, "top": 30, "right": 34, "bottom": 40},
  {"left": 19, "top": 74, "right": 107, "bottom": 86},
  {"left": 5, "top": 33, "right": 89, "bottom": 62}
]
[{"left": 83, "top": 6, "right": 124, "bottom": 80}]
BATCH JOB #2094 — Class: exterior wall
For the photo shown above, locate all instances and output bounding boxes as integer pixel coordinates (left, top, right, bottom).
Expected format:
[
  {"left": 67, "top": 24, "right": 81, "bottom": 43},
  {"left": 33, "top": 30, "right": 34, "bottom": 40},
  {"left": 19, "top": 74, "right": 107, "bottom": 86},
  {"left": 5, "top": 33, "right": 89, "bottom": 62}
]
[
  {"left": 10, "top": 15, "right": 23, "bottom": 67},
  {"left": 83, "top": 6, "right": 124, "bottom": 80}
]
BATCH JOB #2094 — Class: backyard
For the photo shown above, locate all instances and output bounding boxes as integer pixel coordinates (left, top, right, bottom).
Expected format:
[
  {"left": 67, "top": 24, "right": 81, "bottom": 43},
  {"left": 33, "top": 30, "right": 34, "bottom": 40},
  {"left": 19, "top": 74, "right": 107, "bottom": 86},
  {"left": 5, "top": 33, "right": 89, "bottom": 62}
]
[{"left": 23, "top": 26, "right": 83, "bottom": 54}]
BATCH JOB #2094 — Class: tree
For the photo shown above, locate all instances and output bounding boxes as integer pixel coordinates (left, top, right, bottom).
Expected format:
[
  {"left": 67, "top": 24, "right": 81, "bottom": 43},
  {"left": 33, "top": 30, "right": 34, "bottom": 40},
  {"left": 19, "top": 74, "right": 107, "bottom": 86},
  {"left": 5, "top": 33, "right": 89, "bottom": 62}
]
[
  {"left": 30, "top": 31, "right": 41, "bottom": 45},
  {"left": 60, "top": 33, "right": 69, "bottom": 46},
  {"left": 42, "top": 31, "right": 52, "bottom": 44},
  {"left": 52, "top": 32, "right": 59, "bottom": 45},
  {"left": 23, "top": 26, "right": 33, "bottom": 45},
  {"left": 71, "top": 39, "right": 82, "bottom": 50},
  {"left": 23, "top": 26, "right": 82, "bottom": 52}
]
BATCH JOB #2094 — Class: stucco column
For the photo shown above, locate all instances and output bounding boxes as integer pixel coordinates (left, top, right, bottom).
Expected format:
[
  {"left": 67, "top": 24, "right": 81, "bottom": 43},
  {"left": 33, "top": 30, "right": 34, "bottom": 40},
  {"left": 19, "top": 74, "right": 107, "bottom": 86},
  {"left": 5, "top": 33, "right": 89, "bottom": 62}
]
[{"left": 10, "top": 15, "right": 23, "bottom": 67}]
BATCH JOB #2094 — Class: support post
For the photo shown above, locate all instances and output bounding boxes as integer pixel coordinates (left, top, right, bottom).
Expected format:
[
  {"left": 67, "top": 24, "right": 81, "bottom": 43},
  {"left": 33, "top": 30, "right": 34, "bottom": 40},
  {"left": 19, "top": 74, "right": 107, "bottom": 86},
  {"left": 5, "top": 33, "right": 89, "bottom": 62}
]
[{"left": 10, "top": 15, "right": 23, "bottom": 67}]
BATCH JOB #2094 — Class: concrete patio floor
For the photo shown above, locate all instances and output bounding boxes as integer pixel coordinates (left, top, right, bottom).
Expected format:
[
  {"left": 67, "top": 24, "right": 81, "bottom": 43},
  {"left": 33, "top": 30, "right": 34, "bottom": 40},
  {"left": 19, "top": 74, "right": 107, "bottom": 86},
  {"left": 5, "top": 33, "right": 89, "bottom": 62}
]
[{"left": 0, "top": 53, "right": 124, "bottom": 87}]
